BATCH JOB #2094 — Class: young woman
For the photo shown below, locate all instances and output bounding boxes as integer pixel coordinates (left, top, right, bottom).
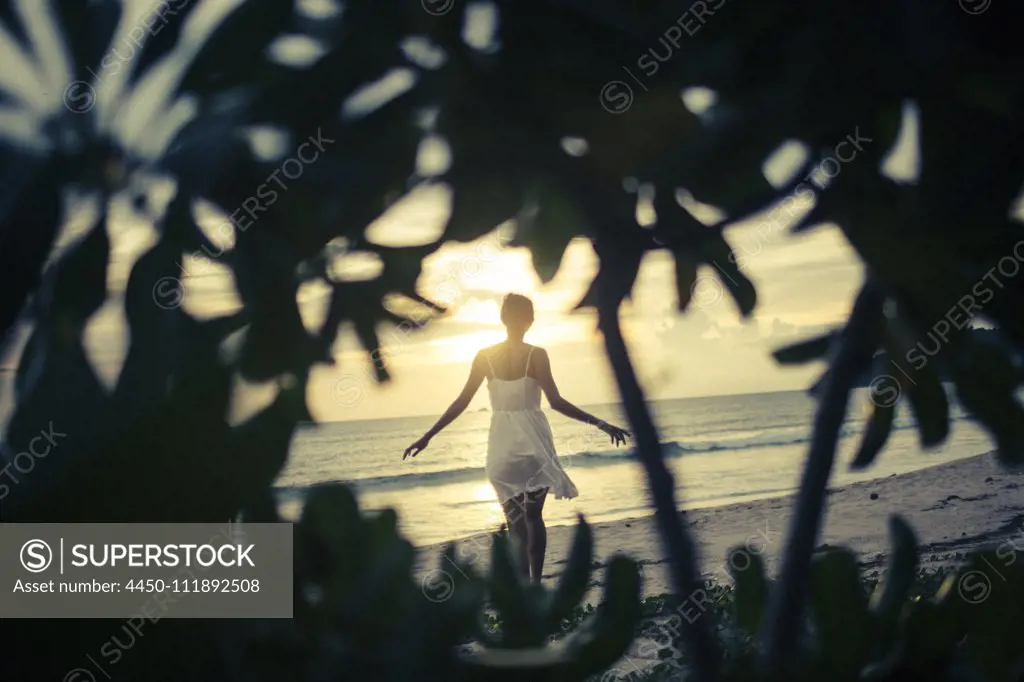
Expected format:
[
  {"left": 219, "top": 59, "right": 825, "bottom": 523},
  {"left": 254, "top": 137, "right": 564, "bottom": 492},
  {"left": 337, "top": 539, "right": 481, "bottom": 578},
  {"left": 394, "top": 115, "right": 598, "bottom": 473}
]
[{"left": 403, "top": 293, "right": 631, "bottom": 583}]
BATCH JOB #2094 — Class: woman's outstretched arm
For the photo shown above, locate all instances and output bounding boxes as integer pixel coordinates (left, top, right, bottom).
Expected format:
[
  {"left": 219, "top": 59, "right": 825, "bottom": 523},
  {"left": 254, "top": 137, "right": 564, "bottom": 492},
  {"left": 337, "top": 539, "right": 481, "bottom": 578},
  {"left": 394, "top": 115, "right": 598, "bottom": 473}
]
[
  {"left": 532, "top": 348, "right": 631, "bottom": 445},
  {"left": 403, "top": 352, "right": 487, "bottom": 459}
]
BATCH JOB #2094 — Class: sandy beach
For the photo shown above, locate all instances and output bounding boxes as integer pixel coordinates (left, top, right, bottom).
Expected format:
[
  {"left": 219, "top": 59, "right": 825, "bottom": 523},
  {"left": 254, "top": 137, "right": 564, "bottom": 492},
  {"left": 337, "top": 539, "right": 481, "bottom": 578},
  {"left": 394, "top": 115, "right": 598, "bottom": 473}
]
[{"left": 415, "top": 450, "right": 1024, "bottom": 601}]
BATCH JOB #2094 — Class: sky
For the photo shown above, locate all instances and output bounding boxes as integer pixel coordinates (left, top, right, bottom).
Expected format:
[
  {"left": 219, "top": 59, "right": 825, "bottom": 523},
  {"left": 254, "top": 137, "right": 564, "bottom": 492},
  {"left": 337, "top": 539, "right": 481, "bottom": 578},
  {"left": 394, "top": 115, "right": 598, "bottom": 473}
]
[
  {"left": 0, "top": 0, "right": 930, "bottom": 425},
  {"left": 5, "top": 186, "right": 867, "bottom": 424},
  {"left": 313, "top": 199, "right": 865, "bottom": 421},
  {"left": 0, "top": 184, "right": 869, "bottom": 423}
]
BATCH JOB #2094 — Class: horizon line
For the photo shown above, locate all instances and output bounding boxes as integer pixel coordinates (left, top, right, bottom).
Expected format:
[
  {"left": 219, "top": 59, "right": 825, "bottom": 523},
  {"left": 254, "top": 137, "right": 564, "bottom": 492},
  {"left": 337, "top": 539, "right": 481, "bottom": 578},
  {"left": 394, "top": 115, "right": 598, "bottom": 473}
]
[{"left": 309, "top": 386, "right": 810, "bottom": 426}]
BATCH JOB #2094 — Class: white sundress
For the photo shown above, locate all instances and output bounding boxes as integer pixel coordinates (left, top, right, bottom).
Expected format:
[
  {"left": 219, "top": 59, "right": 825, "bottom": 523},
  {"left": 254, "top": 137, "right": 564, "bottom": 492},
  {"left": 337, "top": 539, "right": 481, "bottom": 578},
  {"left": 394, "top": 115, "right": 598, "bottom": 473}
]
[{"left": 484, "top": 347, "right": 579, "bottom": 504}]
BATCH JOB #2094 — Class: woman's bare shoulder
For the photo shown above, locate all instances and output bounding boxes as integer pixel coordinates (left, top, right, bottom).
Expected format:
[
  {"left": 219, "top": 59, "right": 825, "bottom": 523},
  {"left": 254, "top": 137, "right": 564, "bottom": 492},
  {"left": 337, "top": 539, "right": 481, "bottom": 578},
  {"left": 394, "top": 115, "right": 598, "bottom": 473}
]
[
  {"left": 475, "top": 343, "right": 504, "bottom": 361},
  {"left": 480, "top": 342, "right": 505, "bottom": 355}
]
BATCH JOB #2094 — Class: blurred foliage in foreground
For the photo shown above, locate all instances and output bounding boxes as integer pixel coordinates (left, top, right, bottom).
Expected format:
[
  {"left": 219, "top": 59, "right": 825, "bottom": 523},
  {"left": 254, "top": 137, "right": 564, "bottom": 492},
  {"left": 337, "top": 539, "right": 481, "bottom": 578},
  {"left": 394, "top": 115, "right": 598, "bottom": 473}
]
[
  {"left": 2, "top": 0, "right": 1024, "bottom": 680},
  {"left": 624, "top": 517, "right": 1024, "bottom": 682}
]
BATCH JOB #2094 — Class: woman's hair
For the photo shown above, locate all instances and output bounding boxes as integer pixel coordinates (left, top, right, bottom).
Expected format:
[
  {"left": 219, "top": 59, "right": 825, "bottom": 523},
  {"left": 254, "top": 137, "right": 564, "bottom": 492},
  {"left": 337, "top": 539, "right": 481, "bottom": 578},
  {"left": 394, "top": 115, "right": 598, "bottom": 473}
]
[{"left": 500, "top": 293, "right": 534, "bottom": 327}]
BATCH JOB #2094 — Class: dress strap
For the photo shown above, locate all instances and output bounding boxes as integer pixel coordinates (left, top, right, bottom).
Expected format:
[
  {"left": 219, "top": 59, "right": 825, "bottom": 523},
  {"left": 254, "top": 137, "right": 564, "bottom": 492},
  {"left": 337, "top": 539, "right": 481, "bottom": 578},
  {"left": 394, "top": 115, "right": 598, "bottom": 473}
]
[
  {"left": 482, "top": 352, "right": 495, "bottom": 377},
  {"left": 524, "top": 346, "right": 534, "bottom": 379}
]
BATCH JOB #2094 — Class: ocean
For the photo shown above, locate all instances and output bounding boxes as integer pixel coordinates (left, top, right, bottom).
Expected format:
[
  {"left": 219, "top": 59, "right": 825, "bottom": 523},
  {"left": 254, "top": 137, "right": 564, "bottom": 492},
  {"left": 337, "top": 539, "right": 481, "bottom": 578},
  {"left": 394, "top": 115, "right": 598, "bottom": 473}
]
[{"left": 275, "top": 389, "right": 993, "bottom": 547}]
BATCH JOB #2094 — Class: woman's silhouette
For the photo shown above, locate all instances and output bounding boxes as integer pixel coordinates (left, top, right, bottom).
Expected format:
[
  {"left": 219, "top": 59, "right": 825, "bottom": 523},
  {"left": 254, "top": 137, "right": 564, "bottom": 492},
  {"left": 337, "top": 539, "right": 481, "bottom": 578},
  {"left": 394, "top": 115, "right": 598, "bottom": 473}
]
[{"left": 403, "top": 293, "right": 630, "bottom": 583}]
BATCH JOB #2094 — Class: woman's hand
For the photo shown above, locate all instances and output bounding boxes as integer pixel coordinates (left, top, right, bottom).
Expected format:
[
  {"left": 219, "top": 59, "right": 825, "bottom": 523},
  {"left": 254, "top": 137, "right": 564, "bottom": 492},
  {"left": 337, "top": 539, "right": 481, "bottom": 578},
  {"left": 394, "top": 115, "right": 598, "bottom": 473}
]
[
  {"left": 403, "top": 436, "right": 430, "bottom": 460},
  {"left": 598, "top": 421, "right": 631, "bottom": 446}
]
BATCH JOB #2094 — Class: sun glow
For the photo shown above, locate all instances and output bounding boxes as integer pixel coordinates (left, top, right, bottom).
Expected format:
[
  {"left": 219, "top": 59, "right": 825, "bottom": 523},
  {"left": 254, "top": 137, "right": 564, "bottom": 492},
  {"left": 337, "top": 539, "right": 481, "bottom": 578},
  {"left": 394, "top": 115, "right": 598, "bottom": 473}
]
[
  {"left": 449, "top": 298, "right": 503, "bottom": 325},
  {"left": 420, "top": 294, "right": 599, "bottom": 365},
  {"left": 471, "top": 482, "right": 498, "bottom": 502},
  {"left": 429, "top": 329, "right": 507, "bottom": 362},
  {"left": 418, "top": 226, "right": 539, "bottom": 304},
  {"left": 470, "top": 483, "right": 507, "bottom": 527}
]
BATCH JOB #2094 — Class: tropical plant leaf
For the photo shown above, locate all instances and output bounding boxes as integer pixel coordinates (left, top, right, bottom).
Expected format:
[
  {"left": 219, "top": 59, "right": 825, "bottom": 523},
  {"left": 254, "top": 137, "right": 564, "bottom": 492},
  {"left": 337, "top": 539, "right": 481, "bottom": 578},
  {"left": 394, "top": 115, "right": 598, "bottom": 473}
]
[
  {"left": 728, "top": 547, "right": 769, "bottom": 636},
  {"left": 904, "top": 365, "right": 950, "bottom": 448},
  {"left": 851, "top": 398, "right": 895, "bottom": 470},
  {"left": 700, "top": 232, "right": 757, "bottom": 317},
  {"left": 673, "top": 250, "right": 698, "bottom": 312},
  {"left": 127, "top": 0, "right": 204, "bottom": 84},
  {"left": 42, "top": 209, "right": 110, "bottom": 323},
  {"left": 772, "top": 331, "right": 839, "bottom": 365},
  {"left": 513, "top": 184, "right": 585, "bottom": 284},
  {"left": 869, "top": 516, "right": 919, "bottom": 620},
  {"left": 0, "top": 2, "right": 29, "bottom": 48},
  {"left": 176, "top": 0, "right": 296, "bottom": 98},
  {"left": 563, "top": 555, "right": 642, "bottom": 677},
  {"left": 952, "top": 340, "right": 1024, "bottom": 465},
  {"left": 544, "top": 515, "right": 593, "bottom": 631},
  {"left": 810, "top": 549, "right": 871, "bottom": 675},
  {"left": 54, "top": 0, "right": 122, "bottom": 87},
  {"left": 488, "top": 533, "right": 534, "bottom": 649},
  {"left": 0, "top": 162, "right": 63, "bottom": 342}
]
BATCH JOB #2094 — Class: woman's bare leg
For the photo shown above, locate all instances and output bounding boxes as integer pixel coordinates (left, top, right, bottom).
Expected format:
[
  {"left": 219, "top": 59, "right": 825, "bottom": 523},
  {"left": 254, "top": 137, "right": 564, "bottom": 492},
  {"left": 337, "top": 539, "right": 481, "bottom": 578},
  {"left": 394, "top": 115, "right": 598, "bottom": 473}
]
[
  {"left": 501, "top": 494, "right": 530, "bottom": 578},
  {"left": 524, "top": 488, "right": 549, "bottom": 583}
]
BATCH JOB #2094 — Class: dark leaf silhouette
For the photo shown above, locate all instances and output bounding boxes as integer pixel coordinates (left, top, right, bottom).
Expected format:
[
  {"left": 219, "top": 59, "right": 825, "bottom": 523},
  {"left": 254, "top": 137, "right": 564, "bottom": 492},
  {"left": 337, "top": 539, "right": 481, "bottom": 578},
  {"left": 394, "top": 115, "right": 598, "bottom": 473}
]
[
  {"left": 773, "top": 331, "right": 839, "bottom": 365},
  {"left": 904, "top": 365, "right": 950, "bottom": 449},
  {"left": 176, "top": 0, "right": 296, "bottom": 97},
  {"left": 54, "top": 0, "right": 122, "bottom": 87},
  {"left": 128, "top": 0, "right": 204, "bottom": 84},
  {"left": 0, "top": 163, "right": 63, "bottom": 344},
  {"left": 4, "top": 0, "right": 1024, "bottom": 679},
  {"left": 851, "top": 398, "right": 895, "bottom": 470}
]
